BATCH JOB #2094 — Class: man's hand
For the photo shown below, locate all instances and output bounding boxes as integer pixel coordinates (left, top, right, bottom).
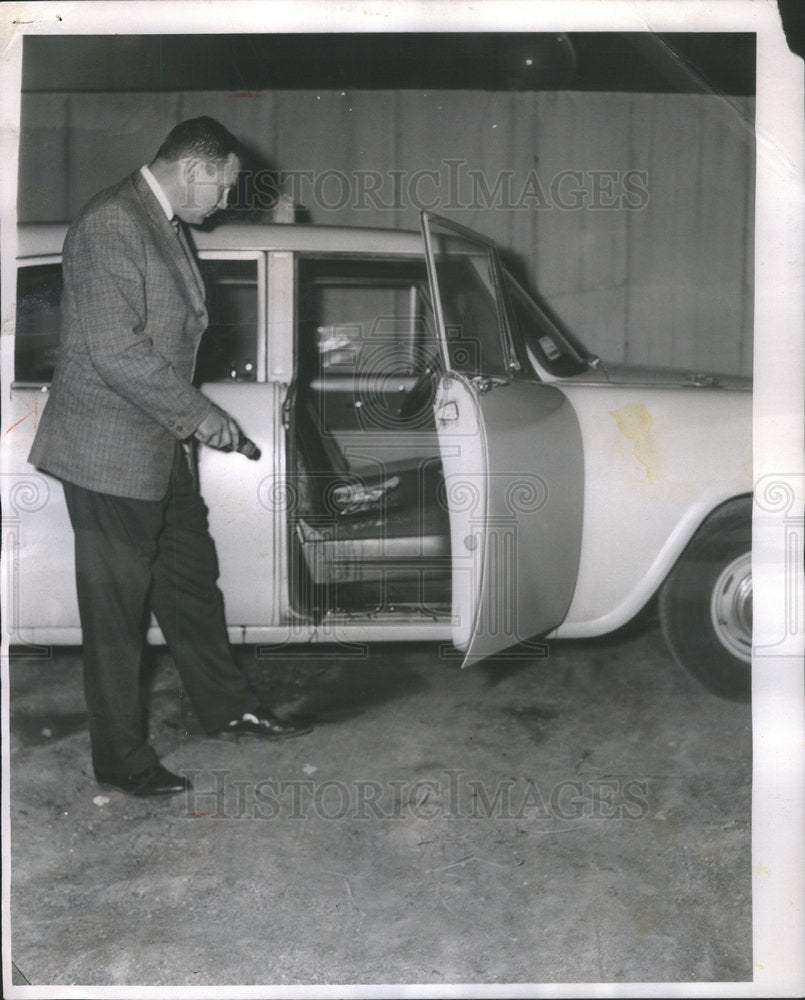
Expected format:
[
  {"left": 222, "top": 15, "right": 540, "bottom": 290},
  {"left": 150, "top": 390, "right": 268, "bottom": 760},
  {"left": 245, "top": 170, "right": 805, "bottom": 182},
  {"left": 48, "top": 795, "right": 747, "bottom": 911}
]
[{"left": 193, "top": 404, "right": 241, "bottom": 451}]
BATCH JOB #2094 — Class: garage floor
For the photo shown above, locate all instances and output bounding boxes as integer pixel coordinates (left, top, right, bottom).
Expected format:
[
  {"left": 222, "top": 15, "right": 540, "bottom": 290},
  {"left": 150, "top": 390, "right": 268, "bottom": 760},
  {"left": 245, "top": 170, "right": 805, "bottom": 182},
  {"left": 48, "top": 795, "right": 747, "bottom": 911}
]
[{"left": 7, "top": 621, "right": 752, "bottom": 990}]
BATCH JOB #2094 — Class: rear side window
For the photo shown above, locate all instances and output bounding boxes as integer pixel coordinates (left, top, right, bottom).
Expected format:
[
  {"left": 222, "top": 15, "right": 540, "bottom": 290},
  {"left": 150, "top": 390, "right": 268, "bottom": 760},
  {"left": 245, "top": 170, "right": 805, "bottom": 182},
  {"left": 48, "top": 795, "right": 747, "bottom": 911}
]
[
  {"left": 15, "top": 258, "right": 261, "bottom": 385},
  {"left": 194, "top": 258, "right": 259, "bottom": 383},
  {"left": 15, "top": 263, "right": 62, "bottom": 383}
]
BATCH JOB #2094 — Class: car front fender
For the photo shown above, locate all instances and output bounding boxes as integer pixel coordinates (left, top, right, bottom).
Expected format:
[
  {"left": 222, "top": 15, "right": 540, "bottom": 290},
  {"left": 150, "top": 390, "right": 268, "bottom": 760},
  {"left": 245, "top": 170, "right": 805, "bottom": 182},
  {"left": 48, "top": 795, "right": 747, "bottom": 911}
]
[{"left": 548, "top": 383, "right": 752, "bottom": 639}]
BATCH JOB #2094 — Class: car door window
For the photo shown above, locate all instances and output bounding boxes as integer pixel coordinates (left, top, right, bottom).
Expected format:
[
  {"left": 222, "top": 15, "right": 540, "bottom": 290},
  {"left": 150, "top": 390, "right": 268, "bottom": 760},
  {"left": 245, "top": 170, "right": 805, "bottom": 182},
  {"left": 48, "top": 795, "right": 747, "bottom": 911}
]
[
  {"left": 15, "top": 262, "right": 62, "bottom": 384},
  {"left": 423, "top": 218, "right": 516, "bottom": 378},
  {"left": 195, "top": 258, "right": 259, "bottom": 383},
  {"left": 435, "top": 254, "right": 508, "bottom": 376}
]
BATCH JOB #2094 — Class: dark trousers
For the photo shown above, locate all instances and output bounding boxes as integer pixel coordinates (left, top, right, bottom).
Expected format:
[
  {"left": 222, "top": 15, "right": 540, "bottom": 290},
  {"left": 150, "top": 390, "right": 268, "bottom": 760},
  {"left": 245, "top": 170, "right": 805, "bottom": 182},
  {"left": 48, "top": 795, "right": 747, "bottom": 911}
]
[{"left": 62, "top": 447, "right": 256, "bottom": 776}]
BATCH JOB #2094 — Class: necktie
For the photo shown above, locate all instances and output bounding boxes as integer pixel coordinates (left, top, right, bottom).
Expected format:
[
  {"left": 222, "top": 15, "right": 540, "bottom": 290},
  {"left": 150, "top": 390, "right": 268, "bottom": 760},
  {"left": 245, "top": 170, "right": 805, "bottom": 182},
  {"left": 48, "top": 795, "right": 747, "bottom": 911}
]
[
  {"left": 170, "top": 217, "right": 204, "bottom": 299},
  {"left": 171, "top": 216, "right": 194, "bottom": 266}
]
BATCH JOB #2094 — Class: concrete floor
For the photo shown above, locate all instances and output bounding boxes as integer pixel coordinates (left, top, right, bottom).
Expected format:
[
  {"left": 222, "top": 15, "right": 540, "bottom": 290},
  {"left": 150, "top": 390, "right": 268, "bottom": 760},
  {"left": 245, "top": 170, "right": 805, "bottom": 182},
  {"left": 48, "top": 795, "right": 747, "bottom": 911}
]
[{"left": 7, "top": 620, "right": 752, "bottom": 990}]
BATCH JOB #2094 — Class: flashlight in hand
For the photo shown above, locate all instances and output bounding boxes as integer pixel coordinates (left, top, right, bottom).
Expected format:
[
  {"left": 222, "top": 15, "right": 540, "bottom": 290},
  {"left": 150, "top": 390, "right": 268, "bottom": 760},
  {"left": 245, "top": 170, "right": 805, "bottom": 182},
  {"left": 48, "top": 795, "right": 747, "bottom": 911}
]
[{"left": 236, "top": 434, "right": 261, "bottom": 461}]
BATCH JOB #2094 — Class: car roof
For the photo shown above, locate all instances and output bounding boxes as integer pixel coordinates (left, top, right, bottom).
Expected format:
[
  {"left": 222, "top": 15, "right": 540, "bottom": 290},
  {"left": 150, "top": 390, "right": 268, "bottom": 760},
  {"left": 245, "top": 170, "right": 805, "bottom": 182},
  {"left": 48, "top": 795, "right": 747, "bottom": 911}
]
[{"left": 16, "top": 221, "right": 426, "bottom": 259}]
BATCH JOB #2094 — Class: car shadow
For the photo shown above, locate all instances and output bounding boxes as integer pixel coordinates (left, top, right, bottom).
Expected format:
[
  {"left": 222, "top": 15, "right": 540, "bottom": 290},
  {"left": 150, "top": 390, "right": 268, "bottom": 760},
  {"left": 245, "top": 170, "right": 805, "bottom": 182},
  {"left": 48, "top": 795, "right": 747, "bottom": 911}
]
[{"left": 478, "top": 612, "right": 661, "bottom": 687}]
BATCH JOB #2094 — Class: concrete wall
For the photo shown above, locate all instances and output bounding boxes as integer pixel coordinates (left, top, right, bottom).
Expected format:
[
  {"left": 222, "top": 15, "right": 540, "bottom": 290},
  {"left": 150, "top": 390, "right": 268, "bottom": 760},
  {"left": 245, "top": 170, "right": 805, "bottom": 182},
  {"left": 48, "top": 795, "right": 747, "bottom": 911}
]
[{"left": 19, "top": 89, "right": 754, "bottom": 374}]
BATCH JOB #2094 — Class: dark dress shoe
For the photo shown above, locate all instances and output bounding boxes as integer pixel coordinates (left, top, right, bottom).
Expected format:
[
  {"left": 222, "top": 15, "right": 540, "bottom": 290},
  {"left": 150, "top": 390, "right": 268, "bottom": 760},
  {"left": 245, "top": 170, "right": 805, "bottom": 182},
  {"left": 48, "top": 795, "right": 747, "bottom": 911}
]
[
  {"left": 95, "top": 763, "right": 191, "bottom": 797},
  {"left": 222, "top": 709, "right": 312, "bottom": 739}
]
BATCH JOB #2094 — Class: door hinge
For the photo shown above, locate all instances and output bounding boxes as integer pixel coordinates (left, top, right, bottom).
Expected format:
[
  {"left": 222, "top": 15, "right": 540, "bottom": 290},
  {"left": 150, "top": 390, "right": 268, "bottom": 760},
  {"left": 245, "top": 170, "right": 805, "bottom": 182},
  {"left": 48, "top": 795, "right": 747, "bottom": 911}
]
[
  {"left": 470, "top": 375, "right": 509, "bottom": 394},
  {"left": 281, "top": 384, "right": 293, "bottom": 429}
]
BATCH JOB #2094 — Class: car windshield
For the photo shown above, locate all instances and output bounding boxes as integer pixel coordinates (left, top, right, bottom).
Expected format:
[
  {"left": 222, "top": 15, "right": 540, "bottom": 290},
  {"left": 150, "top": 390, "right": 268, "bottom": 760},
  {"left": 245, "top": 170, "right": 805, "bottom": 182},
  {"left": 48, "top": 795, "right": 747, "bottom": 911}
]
[{"left": 502, "top": 269, "right": 592, "bottom": 379}]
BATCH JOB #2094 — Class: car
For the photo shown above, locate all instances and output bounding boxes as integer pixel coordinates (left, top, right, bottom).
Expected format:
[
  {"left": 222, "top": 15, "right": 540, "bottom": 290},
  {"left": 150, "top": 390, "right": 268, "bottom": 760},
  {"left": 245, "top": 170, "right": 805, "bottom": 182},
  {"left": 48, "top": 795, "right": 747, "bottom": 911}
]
[{"left": 3, "top": 212, "right": 753, "bottom": 698}]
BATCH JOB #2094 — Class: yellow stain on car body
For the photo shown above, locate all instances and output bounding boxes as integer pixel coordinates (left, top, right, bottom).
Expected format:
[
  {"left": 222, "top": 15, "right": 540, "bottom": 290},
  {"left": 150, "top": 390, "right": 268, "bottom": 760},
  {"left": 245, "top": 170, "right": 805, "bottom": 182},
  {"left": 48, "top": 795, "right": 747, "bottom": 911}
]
[{"left": 610, "top": 402, "right": 662, "bottom": 483}]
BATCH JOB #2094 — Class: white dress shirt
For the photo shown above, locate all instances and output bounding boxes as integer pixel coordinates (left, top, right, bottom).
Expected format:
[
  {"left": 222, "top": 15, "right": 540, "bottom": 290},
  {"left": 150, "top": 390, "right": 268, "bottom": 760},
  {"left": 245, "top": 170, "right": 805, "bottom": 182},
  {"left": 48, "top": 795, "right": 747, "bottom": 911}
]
[{"left": 140, "top": 164, "right": 173, "bottom": 220}]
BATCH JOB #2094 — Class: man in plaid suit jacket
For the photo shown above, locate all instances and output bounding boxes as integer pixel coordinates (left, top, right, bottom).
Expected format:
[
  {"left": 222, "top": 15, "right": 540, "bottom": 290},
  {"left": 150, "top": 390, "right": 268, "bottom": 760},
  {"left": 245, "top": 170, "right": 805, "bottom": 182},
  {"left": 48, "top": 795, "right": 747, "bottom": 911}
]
[{"left": 29, "top": 118, "right": 310, "bottom": 797}]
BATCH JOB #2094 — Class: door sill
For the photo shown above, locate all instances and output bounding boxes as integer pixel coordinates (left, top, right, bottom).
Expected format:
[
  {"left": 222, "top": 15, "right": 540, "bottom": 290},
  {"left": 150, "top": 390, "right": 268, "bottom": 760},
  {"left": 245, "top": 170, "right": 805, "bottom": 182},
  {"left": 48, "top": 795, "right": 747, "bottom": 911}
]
[{"left": 323, "top": 604, "right": 451, "bottom": 624}]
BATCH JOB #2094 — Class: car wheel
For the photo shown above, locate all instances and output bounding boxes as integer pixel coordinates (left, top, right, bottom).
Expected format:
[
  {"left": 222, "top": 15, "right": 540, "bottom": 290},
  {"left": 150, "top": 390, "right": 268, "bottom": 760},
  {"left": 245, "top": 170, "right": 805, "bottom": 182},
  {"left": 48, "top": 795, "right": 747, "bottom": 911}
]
[{"left": 658, "top": 499, "right": 752, "bottom": 700}]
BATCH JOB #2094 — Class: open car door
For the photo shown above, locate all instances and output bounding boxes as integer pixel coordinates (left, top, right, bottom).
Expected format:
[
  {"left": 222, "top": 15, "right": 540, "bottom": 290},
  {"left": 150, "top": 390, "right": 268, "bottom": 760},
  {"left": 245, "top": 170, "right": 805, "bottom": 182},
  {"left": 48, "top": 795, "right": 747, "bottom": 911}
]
[{"left": 421, "top": 212, "right": 584, "bottom": 667}]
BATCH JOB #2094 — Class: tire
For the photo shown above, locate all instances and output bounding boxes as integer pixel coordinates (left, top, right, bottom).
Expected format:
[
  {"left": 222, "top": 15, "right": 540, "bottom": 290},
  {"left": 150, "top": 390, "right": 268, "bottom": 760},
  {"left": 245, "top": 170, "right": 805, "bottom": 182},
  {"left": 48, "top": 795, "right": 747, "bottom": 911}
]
[{"left": 658, "top": 499, "right": 752, "bottom": 700}]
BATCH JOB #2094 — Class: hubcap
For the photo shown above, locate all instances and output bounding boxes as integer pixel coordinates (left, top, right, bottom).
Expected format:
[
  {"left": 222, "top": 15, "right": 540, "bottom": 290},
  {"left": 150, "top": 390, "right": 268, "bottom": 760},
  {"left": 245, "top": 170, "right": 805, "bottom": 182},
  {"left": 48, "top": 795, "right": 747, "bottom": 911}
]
[{"left": 710, "top": 552, "right": 752, "bottom": 662}]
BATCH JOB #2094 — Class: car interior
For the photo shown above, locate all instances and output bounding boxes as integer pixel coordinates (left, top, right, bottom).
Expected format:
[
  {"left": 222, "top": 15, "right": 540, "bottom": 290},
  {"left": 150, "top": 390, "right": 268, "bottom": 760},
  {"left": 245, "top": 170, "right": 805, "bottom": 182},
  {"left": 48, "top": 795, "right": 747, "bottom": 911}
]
[{"left": 288, "top": 257, "right": 452, "bottom": 618}]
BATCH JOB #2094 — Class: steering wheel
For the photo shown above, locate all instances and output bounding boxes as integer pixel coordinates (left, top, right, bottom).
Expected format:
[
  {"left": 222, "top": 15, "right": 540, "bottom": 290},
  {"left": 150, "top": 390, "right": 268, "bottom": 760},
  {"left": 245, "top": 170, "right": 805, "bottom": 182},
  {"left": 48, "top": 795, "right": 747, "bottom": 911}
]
[{"left": 397, "top": 350, "right": 442, "bottom": 421}]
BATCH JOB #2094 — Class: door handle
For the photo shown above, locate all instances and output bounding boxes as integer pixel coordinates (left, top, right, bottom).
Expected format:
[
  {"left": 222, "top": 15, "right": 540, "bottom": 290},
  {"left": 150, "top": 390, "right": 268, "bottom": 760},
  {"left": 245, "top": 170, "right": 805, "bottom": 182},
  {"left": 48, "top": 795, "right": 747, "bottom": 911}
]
[{"left": 436, "top": 401, "right": 459, "bottom": 423}]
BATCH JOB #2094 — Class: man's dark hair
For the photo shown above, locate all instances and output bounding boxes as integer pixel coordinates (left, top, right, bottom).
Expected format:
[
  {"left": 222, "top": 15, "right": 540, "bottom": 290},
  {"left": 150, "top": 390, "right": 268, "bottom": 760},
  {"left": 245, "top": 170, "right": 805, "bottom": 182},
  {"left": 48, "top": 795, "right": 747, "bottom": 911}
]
[{"left": 155, "top": 117, "right": 240, "bottom": 164}]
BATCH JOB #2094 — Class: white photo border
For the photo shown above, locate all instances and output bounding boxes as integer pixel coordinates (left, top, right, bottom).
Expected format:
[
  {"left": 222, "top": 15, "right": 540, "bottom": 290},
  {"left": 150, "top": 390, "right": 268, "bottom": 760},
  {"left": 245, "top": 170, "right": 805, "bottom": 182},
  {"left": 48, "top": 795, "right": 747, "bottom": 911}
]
[{"left": 1, "top": 2, "right": 802, "bottom": 997}]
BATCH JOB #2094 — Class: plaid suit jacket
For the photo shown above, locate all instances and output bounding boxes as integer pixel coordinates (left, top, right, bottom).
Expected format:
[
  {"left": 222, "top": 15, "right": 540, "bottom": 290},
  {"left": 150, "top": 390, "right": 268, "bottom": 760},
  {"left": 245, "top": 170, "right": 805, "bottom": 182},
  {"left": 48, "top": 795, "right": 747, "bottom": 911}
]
[{"left": 28, "top": 170, "right": 212, "bottom": 500}]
